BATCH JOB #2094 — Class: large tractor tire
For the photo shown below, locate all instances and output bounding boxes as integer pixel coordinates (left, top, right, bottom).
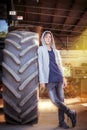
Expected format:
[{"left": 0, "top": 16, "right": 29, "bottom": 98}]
[{"left": 2, "top": 31, "right": 39, "bottom": 124}]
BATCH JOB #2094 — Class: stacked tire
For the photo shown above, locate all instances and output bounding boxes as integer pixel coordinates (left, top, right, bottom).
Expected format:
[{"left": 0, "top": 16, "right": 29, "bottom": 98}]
[{"left": 2, "top": 31, "right": 39, "bottom": 124}]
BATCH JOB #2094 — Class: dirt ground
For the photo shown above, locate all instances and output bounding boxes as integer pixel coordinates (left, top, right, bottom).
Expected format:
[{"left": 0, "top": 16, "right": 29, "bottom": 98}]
[{"left": 0, "top": 98, "right": 87, "bottom": 130}]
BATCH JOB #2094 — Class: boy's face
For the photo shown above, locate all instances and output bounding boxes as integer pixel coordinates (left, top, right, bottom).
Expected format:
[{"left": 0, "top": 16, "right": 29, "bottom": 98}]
[{"left": 44, "top": 33, "right": 52, "bottom": 45}]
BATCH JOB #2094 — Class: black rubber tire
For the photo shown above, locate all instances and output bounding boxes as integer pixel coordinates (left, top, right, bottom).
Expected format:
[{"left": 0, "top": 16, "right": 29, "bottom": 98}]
[{"left": 2, "top": 31, "right": 39, "bottom": 124}]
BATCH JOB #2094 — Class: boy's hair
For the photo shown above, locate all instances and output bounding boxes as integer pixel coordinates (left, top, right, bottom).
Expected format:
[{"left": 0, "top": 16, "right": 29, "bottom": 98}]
[{"left": 43, "top": 31, "right": 52, "bottom": 38}]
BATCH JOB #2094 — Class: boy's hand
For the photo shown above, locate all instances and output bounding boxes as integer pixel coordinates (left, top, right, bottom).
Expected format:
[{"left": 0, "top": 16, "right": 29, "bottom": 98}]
[
  {"left": 63, "top": 77, "right": 67, "bottom": 88},
  {"left": 40, "top": 83, "right": 45, "bottom": 92}
]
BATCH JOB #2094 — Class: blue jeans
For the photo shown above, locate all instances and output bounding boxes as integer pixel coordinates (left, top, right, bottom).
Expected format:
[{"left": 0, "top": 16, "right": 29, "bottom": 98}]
[{"left": 46, "top": 82, "right": 69, "bottom": 125}]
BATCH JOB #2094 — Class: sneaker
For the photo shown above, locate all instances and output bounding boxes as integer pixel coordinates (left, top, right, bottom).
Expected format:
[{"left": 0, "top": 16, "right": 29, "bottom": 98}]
[{"left": 59, "top": 122, "right": 69, "bottom": 129}]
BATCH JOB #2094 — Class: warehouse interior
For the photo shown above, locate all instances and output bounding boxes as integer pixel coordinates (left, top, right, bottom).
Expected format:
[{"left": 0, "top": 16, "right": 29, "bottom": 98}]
[{"left": 0, "top": 0, "right": 87, "bottom": 129}]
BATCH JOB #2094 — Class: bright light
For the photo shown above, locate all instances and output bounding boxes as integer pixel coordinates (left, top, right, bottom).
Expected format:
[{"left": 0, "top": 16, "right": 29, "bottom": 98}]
[
  {"left": 17, "top": 16, "right": 23, "bottom": 20},
  {"left": 9, "top": 11, "right": 16, "bottom": 15},
  {"left": 81, "top": 103, "right": 87, "bottom": 107},
  {"left": 38, "top": 98, "right": 81, "bottom": 112},
  {"left": 38, "top": 99, "right": 57, "bottom": 112}
]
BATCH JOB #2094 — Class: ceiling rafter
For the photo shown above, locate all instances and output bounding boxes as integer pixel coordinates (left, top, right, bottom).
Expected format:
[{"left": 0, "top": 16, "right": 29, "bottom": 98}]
[
  {"left": 14, "top": 0, "right": 87, "bottom": 37},
  {"left": 68, "top": 8, "right": 86, "bottom": 35},
  {"left": 16, "top": 10, "right": 84, "bottom": 20},
  {"left": 50, "top": 0, "right": 59, "bottom": 29},
  {"left": 72, "top": 11, "right": 87, "bottom": 32},
  {"left": 22, "top": 20, "right": 87, "bottom": 28},
  {"left": 61, "top": 0, "right": 76, "bottom": 32},
  {"left": 58, "top": 0, "right": 76, "bottom": 34},
  {"left": 62, "top": 0, "right": 87, "bottom": 32}
]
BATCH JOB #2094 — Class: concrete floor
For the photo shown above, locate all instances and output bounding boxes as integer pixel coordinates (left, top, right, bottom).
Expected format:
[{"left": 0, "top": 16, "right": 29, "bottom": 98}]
[{"left": 0, "top": 98, "right": 87, "bottom": 130}]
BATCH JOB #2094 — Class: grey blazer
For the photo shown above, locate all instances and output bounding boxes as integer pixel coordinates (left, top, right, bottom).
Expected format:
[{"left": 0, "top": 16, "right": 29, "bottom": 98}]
[{"left": 38, "top": 45, "right": 64, "bottom": 83}]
